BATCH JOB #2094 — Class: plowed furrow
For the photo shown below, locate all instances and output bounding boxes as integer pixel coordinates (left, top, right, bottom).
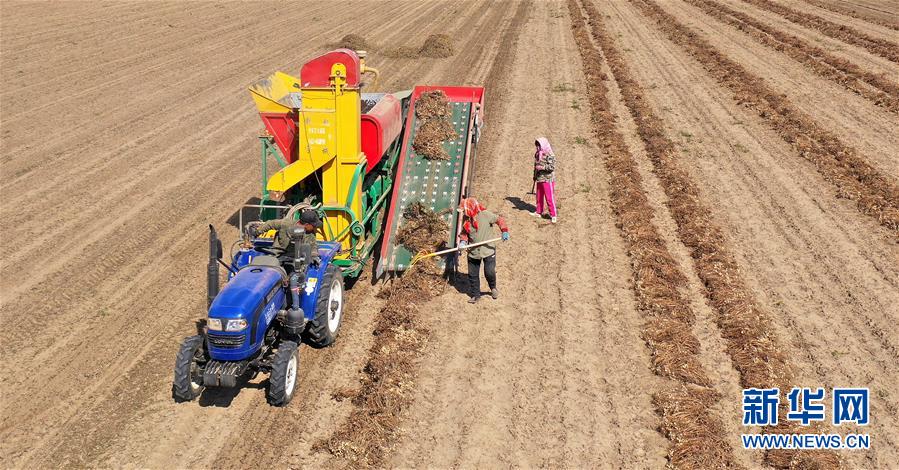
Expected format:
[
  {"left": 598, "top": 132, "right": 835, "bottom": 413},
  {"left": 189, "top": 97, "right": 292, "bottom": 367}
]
[
  {"left": 585, "top": 0, "right": 843, "bottom": 467},
  {"left": 686, "top": 0, "right": 899, "bottom": 112},
  {"left": 0, "top": 3, "right": 202, "bottom": 73},
  {"left": 0, "top": 3, "right": 336, "bottom": 173},
  {"left": 629, "top": 0, "right": 899, "bottom": 233},
  {"left": 567, "top": 1, "right": 740, "bottom": 467},
  {"left": 802, "top": 0, "right": 899, "bottom": 31},
  {"left": 737, "top": 0, "right": 899, "bottom": 64}
]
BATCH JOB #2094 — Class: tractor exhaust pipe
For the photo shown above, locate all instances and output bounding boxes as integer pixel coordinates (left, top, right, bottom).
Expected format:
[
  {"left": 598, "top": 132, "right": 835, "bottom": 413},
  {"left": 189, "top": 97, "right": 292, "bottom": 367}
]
[
  {"left": 284, "top": 226, "right": 310, "bottom": 336},
  {"left": 208, "top": 224, "right": 223, "bottom": 308}
]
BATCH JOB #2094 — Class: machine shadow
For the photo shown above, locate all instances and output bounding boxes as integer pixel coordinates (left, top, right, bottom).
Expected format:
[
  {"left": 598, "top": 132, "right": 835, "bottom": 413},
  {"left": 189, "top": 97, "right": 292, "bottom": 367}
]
[
  {"left": 226, "top": 196, "right": 264, "bottom": 229},
  {"left": 198, "top": 376, "right": 265, "bottom": 408}
]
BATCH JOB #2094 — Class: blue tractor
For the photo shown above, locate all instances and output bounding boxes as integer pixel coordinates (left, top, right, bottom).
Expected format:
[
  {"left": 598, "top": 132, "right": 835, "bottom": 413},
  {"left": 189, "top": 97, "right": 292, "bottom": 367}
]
[{"left": 172, "top": 222, "right": 345, "bottom": 406}]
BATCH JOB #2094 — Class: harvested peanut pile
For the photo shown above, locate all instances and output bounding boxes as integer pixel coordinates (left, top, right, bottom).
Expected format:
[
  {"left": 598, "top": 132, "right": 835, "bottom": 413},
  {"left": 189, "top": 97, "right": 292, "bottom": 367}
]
[
  {"left": 419, "top": 34, "right": 454, "bottom": 58},
  {"left": 396, "top": 202, "right": 450, "bottom": 254},
  {"left": 412, "top": 90, "right": 457, "bottom": 160},
  {"left": 415, "top": 89, "right": 452, "bottom": 119},
  {"left": 412, "top": 120, "right": 456, "bottom": 160},
  {"left": 338, "top": 34, "right": 367, "bottom": 50}
]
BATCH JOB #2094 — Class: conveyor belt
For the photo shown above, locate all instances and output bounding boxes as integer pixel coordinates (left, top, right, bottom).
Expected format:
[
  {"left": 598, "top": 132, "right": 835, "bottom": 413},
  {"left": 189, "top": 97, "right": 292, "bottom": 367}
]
[{"left": 377, "top": 86, "right": 484, "bottom": 275}]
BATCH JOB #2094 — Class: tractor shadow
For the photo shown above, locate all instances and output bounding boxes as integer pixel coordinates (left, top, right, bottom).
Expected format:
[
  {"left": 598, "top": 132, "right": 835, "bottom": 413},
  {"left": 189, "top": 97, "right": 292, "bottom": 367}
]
[{"left": 198, "top": 376, "right": 265, "bottom": 407}]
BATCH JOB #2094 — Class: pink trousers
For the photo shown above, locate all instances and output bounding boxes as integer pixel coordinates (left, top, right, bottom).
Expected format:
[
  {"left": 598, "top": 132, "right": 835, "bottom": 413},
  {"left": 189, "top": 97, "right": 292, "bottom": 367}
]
[{"left": 535, "top": 181, "right": 557, "bottom": 217}]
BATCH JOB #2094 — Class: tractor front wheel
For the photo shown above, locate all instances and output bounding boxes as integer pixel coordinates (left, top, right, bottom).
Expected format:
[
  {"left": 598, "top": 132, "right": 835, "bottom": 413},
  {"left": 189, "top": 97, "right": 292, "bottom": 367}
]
[
  {"left": 267, "top": 340, "right": 299, "bottom": 406},
  {"left": 172, "top": 335, "right": 207, "bottom": 402},
  {"left": 304, "top": 264, "right": 344, "bottom": 348}
]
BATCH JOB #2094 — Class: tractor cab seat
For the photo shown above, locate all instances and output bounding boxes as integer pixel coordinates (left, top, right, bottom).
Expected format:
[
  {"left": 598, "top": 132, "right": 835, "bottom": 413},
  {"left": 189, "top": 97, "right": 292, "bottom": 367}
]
[{"left": 246, "top": 255, "right": 288, "bottom": 281}]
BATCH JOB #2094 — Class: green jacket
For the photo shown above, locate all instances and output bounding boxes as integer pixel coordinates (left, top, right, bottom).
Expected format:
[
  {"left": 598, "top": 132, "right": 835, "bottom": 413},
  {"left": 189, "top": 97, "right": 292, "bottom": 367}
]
[
  {"left": 460, "top": 210, "right": 508, "bottom": 260},
  {"left": 256, "top": 218, "right": 318, "bottom": 257}
]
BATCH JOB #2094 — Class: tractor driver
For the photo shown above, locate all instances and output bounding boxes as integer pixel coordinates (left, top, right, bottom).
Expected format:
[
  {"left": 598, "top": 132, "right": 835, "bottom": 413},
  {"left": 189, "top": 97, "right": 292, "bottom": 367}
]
[{"left": 252, "top": 209, "right": 322, "bottom": 265}]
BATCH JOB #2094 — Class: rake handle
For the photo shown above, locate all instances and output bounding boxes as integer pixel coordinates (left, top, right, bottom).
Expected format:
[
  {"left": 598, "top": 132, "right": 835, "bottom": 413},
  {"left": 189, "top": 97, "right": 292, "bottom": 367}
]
[{"left": 421, "top": 237, "right": 504, "bottom": 258}]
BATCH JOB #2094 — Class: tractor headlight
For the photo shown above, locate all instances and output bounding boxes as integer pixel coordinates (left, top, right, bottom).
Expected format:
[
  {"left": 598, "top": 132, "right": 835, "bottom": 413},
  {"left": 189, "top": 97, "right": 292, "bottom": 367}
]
[
  {"left": 225, "top": 319, "right": 248, "bottom": 332},
  {"left": 207, "top": 318, "right": 223, "bottom": 331}
]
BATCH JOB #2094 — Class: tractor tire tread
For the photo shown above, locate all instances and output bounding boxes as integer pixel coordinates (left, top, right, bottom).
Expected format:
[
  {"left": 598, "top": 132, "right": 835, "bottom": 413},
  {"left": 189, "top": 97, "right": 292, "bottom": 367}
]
[
  {"left": 172, "top": 335, "right": 205, "bottom": 402},
  {"left": 304, "top": 264, "right": 343, "bottom": 348},
  {"left": 267, "top": 340, "right": 299, "bottom": 406}
]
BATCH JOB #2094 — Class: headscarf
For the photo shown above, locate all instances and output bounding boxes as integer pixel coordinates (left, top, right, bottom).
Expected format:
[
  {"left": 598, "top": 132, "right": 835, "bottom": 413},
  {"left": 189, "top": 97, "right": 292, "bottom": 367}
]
[
  {"left": 535, "top": 137, "right": 554, "bottom": 160},
  {"left": 460, "top": 197, "right": 486, "bottom": 232}
]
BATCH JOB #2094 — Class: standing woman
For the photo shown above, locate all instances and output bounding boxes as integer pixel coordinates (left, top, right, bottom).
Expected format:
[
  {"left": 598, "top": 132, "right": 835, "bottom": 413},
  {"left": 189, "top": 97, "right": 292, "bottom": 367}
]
[{"left": 531, "top": 137, "right": 558, "bottom": 223}]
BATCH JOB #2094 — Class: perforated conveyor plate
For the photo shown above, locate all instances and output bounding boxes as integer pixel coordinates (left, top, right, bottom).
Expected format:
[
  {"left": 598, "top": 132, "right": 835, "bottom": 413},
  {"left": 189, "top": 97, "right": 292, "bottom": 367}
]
[{"left": 381, "top": 101, "right": 473, "bottom": 271}]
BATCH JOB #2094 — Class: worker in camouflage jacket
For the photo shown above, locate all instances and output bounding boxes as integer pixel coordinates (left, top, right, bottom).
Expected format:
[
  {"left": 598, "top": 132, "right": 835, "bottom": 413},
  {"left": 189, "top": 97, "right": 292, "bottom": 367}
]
[
  {"left": 458, "top": 197, "right": 510, "bottom": 304},
  {"left": 531, "top": 137, "right": 558, "bottom": 223},
  {"left": 252, "top": 209, "right": 321, "bottom": 262}
]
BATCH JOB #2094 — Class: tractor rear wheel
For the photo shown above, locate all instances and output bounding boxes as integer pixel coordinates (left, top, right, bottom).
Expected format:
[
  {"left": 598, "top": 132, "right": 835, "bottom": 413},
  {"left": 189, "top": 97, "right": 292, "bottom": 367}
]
[
  {"left": 304, "top": 264, "right": 344, "bottom": 348},
  {"left": 267, "top": 340, "right": 299, "bottom": 406},
  {"left": 172, "top": 335, "right": 207, "bottom": 402}
]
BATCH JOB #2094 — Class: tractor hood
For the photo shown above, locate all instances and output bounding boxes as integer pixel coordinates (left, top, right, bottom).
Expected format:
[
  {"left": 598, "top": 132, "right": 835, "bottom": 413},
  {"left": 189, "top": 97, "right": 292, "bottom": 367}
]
[{"left": 209, "top": 266, "right": 283, "bottom": 319}]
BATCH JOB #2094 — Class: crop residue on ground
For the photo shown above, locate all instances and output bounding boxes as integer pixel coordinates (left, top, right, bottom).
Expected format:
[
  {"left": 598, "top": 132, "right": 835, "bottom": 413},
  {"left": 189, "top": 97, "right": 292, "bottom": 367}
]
[{"left": 315, "top": 204, "right": 449, "bottom": 466}]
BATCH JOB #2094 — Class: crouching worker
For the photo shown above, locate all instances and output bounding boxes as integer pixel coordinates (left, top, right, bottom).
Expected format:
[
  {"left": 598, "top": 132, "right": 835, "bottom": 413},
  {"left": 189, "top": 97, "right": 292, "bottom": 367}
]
[
  {"left": 458, "top": 197, "right": 510, "bottom": 304},
  {"left": 252, "top": 209, "right": 322, "bottom": 265}
]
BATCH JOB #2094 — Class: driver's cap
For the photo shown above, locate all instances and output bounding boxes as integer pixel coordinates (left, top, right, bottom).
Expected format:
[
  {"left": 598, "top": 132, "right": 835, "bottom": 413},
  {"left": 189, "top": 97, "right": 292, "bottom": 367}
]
[{"left": 298, "top": 209, "right": 323, "bottom": 228}]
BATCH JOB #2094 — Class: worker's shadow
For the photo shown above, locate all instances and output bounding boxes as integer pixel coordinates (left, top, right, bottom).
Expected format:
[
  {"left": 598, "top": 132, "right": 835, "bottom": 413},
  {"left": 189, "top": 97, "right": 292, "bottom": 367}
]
[
  {"left": 505, "top": 196, "right": 536, "bottom": 213},
  {"left": 444, "top": 257, "right": 473, "bottom": 295}
]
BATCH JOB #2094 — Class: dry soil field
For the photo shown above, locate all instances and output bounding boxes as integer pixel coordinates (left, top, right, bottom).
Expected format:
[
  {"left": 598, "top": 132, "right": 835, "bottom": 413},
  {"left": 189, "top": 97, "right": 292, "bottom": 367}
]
[{"left": 1, "top": 1, "right": 897, "bottom": 468}]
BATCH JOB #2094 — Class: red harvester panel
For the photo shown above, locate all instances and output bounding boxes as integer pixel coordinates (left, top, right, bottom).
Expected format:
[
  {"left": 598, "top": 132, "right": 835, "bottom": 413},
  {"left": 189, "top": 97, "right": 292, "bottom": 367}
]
[
  {"left": 300, "top": 49, "right": 361, "bottom": 88},
  {"left": 259, "top": 111, "right": 299, "bottom": 163},
  {"left": 360, "top": 94, "right": 403, "bottom": 173}
]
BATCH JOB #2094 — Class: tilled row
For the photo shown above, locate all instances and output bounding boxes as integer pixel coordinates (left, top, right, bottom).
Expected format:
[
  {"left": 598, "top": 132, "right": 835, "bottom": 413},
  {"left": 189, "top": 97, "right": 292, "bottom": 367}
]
[
  {"left": 685, "top": 0, "right": 899, "bottom": 113},
  {"left": 737, "top": 0, "right": 899, "bottom": 64},
  {"left": 585, "top": 0, "right": 843, "bottom": 466},
  {"left": 314, "top": 262, "right": 446, "bottom": 467},
  {"left": 742, "top": 0, "right": 899, "bottom": 63},
  {"left": 805, "top": 0, "right": 899, "bottom": 31},
  {"left": 618, "top": 0, "right": 853, "bottom": 466},
  {"left": 567, "top": 0, "right": 739, "bottom": 467},
  {"left": 632, "top": 0, "right": 899, "bottom": 233},
  {"left": 802, "top": 0, "right": 899, "bottom": 31}
]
